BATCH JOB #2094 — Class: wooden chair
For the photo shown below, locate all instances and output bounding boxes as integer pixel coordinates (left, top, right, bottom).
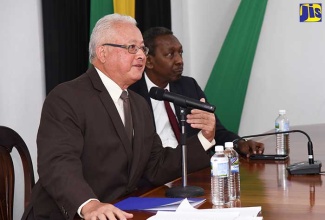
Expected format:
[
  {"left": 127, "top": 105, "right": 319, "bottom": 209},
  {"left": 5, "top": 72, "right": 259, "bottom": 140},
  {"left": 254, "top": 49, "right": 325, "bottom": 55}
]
[{"left": 0, "top": 126, "right": 35, "bottom": 220}]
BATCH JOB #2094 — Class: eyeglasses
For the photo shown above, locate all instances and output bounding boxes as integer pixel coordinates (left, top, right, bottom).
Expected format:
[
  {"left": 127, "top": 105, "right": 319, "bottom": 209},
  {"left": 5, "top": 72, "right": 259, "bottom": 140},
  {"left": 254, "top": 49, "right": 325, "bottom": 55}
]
[{"left": 102, "top": 43, "right": 149, "bottom": 56}]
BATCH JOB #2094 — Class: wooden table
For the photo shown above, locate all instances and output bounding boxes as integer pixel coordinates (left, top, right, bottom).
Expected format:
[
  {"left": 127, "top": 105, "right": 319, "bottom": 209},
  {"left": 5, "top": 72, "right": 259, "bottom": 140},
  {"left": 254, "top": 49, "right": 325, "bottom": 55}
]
[{"left": 129, "top": 124, "right": 325, "bottom": 220}]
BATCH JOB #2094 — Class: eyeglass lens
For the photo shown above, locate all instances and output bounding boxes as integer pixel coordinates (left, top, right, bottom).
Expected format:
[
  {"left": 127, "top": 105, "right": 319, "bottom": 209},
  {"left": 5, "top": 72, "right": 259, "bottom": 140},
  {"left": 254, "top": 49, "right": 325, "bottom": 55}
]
[{"left": 128, "top": 45, "right": 148, "bottom": 55}]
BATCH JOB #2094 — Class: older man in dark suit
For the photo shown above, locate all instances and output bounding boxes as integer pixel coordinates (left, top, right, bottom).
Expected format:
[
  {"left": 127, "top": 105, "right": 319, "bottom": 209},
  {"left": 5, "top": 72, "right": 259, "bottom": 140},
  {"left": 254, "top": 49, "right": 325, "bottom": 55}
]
[
  {"left": 22, "top": 15, "right": 216, "bottom": 220},
  {"left": 129, "top": 27, "right": 264, "bottom": 156}
]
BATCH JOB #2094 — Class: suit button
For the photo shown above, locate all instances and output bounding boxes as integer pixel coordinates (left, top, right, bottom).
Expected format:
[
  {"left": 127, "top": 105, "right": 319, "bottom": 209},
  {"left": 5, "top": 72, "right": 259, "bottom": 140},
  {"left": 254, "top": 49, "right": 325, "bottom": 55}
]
[{"left": 61, "top": 206, "right": 69, "bottom": 218}]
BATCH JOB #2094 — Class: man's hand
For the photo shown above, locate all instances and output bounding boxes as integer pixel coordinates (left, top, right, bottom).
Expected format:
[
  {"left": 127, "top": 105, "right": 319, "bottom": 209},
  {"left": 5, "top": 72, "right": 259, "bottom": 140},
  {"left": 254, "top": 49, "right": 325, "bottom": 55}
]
[
  {"left": 82, "top": 200, "right": 133, "bottom": 220},
  {"left": 186, "top": 98, "right": 216, "bottom": 142},
  {"left": 236, "top": 139, "right": 264, "bottom": 158}
]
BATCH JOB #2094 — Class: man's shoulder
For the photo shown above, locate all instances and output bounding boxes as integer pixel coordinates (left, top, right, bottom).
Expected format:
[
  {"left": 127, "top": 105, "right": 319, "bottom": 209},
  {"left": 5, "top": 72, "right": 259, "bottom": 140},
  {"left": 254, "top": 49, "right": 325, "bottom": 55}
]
[
  {"left": 48, "top": 73, "right": 89, "bottom": 95},
  {"left": 45, "top": 69, "right": 98, "bottom": 106},
  {"left": 170, "top": 76, "right": 204, "bottom": 100},
  {"left": 172, "top": 76, "right": 199, "bottom": 88}
]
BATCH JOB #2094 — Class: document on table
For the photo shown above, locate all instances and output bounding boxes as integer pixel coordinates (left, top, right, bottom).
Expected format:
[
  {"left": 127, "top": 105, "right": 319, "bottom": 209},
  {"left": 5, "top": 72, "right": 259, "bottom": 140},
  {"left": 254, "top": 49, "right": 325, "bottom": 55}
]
[
  {"left": 147, "top": 198, "right": 262, "bottom": 220},
  {"left": 114, "top": 197, "right": 206, "bottom": 211}
]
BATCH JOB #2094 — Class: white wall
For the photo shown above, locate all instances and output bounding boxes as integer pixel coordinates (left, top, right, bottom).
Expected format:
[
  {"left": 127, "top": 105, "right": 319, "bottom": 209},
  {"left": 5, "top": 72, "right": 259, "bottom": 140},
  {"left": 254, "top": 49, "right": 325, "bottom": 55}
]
[
  {"left": 240, "top": 0, "right": 325, "bottom": 136},
  {"left": 172, "top": 0, "right": 325, "bottom": 136},
  {"left": 0, "top": 0, "right": 44, "bottom": 219}
]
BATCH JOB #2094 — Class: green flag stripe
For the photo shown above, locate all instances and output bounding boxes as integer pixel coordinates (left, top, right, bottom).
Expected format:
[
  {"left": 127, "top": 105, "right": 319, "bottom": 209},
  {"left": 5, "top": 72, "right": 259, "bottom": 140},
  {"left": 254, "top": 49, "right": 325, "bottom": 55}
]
[
  {"left": 204, "top": 0, "right": 268, "bottom": 133},
  {"left": 90, "top": 0, "right": 114, "bottom": 36}
]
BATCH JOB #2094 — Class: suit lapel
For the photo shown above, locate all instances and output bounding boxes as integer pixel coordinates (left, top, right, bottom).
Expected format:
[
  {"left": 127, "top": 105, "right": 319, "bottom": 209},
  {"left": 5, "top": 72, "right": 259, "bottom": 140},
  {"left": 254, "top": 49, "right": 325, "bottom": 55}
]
[{"left": 87, "top": 67, "right": 133, "bottom": 170}]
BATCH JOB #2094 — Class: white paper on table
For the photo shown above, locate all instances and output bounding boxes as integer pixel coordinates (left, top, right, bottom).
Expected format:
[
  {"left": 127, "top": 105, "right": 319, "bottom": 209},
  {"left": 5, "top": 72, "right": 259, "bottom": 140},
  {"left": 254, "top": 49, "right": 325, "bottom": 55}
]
[
  {"left": 147, "top": 198, "right": 263, "bottom": 220},
  {"left": 147, "top": 210, "right": 240, "bottom": 220},
  {"left": 192, "top": 206, "right": 262, "bottom": 218}
]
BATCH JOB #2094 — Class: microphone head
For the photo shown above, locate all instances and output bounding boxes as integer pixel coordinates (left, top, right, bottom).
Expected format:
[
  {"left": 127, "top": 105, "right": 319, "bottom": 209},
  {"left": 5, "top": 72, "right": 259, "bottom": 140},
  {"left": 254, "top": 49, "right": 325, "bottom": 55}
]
[{"left": 149, "top": 87, "right": 165, "bottom": 100}]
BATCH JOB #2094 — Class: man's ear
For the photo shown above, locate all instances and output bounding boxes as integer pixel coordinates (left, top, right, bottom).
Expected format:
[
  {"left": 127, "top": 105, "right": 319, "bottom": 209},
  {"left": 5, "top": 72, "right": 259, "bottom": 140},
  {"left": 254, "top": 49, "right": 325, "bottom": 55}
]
[
  {"left": 146, "top": 55, "right": 154, "bottom": 69},
  {"left": 96, "top": 46, "right": 106, "bottom": 63}
]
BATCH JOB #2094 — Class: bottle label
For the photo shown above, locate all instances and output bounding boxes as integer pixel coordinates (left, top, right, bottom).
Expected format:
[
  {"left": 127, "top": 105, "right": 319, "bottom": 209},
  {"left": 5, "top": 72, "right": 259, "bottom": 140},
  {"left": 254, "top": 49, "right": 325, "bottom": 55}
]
[
  {"left": 275, "top": 121, "right": 289, "bottom": 131},
  {"left": 275, "top": 122, "right": 280, "bottom": 132},
  {"left": 275, "top": 112, "right": 290, "bottom": 131},
  {"left": 280, "top": 121, "right": 289, "bottom": 131},
  {"left": 283, "top": 122, "right": 289, "bottom": 131},
  {"left": 230, "top": 157, "right": 239, "bottom": 173},
  {"left": 211, "top": 157, "right": 229, "bottom": 177}
]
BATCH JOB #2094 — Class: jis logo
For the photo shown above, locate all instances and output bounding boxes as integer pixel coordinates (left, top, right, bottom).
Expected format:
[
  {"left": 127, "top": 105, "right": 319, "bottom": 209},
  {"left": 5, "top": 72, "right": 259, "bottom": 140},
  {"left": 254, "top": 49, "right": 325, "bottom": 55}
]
[{"left": 300, "top": 3, "right": 322, "bottom": 22}]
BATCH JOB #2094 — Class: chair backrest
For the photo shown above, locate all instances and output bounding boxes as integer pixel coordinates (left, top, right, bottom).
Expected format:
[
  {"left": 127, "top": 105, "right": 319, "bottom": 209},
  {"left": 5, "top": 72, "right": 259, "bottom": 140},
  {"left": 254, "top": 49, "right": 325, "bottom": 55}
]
[{"left": 0, "top": 126, "right": 35, "bottom": 220}]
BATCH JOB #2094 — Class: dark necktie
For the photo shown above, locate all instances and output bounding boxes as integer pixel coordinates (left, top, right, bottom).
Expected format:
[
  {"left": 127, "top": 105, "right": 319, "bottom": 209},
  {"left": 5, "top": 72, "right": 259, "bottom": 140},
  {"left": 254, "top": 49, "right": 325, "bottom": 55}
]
[
  {"left": 164, "top": 91, "right": 181, "bottom": 143},
  {"left": 120, "top": 91, "right": 133, "bottom": 142}
]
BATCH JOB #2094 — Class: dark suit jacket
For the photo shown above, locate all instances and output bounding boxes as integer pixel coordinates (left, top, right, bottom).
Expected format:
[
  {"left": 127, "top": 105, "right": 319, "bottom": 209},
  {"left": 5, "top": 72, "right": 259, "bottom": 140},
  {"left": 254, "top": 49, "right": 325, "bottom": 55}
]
[
  {"left": 23, "top": 67, "right": 210, "bottom": 220},
  {"left": 129, "top": 74, "right": 240, "bottom": 146}
]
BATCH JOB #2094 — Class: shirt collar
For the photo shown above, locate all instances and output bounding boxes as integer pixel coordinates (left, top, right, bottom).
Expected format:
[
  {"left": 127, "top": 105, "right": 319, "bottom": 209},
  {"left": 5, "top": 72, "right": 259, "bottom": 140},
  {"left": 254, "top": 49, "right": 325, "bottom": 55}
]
[
  {"left": 96, "top": 67, "right": 124, "bottom": 103},
  {"left": 144, "top": 72, "right": 170, "bottom": 92}
]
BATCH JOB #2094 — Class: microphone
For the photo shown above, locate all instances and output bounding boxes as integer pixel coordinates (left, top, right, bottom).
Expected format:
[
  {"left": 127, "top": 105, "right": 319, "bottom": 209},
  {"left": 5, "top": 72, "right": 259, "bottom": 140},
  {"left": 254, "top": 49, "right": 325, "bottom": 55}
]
[
  {"left": 233, "top": 130, "right": 322, "bottom": 175},
  {"left": 149, "top": 87, "right": 216, "bottom": 113}
]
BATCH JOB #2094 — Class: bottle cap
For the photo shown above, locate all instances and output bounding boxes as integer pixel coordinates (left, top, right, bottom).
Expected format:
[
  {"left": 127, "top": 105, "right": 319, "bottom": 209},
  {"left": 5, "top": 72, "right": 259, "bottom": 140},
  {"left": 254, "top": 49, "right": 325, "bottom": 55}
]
[
  {"left": 279, "top": 109, "right": 286, "bottom": 115},
  {"left": 225, "top": 142, "right": 234, "bottom": 149},
  {"left": 214, "top": 145, "right": 224, "bottom": 152}
]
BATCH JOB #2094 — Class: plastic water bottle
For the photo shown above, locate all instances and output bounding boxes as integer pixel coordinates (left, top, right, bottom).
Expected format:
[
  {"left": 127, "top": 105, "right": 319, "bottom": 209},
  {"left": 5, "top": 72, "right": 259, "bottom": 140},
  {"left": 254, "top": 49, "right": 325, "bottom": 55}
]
[
  {"left": 224, "top": 142, "right": 240, "bottom": 200},
  {"left": 211, "top": 145, "right": 230, "bottom": 206},
  {"left": 275, "top": 110, "right": 290, "bottom": 155}
]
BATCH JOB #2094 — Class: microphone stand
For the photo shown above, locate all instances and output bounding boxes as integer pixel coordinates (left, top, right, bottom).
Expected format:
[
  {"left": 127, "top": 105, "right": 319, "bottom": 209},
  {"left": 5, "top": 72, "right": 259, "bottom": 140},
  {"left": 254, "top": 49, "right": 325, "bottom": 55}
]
[
  {"left": 165, "top": 107, "right": 205, "bottom": 198},
  {"left": 233, "top": 130, "right": 322, "bottom": 175}
]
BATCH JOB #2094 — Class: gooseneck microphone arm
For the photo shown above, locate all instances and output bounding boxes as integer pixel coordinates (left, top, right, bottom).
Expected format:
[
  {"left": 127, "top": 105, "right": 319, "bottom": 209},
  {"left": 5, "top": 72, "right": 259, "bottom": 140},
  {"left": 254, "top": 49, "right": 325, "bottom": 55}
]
[
  {"left": 233, "top": 129, "right": 314, "bottom": 164},
  {"left": 233, "top": 129, "right": 322, "bottom": 175}
]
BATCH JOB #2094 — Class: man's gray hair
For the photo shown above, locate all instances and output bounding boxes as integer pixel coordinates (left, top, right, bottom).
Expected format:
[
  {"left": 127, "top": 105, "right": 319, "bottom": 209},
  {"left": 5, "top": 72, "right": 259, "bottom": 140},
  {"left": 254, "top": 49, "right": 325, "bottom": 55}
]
[{"left": 89, "top": 13, "right": 137, "bottom": 63}]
